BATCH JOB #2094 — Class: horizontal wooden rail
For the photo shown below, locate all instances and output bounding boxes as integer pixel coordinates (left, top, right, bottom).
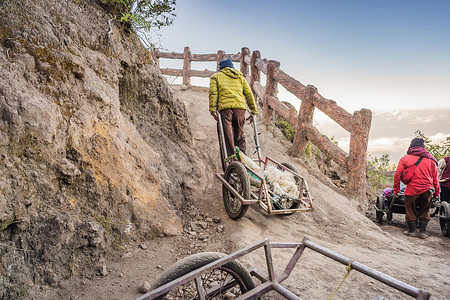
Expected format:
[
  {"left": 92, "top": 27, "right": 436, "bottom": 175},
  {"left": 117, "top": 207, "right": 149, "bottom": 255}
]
[
  {"left": 311, "top": 92, "right": 353, "bottom": 132},
  {"left": 189, "top": 69, "right": 215, "bottom": 78},
  {"left": 160, "top": 68, "right": 182, "bottom": 76},
  {"left": 152, "top": 46, "right": 372, "bottom": 201},
  {"left": 273, "top": 68, "right": 306, "bottom": 99}
]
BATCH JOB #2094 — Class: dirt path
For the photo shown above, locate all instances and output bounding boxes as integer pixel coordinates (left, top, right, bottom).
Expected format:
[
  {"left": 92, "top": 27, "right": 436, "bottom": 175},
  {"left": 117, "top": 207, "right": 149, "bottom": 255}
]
[{"left": 39, "top": 86, "right": 450, "bottom": 300}]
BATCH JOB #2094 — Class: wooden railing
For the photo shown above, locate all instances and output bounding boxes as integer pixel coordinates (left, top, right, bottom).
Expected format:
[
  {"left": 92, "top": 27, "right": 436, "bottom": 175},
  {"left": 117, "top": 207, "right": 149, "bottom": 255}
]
[{"left": 152, "top": 47, "right": 372, "bottom": 201}]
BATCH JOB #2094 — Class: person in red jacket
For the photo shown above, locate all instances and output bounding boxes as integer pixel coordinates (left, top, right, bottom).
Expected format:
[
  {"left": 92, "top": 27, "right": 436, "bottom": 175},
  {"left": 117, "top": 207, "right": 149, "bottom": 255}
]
[{"left": 393, "top": 138, "right": 439, "bottom": 239}]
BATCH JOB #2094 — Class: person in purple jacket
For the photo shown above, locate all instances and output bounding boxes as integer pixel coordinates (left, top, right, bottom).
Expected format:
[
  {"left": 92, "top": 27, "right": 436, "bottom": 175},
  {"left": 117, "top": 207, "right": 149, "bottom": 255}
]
[{"left": 438, "top": 156, "right": 450, "bottom": 203}]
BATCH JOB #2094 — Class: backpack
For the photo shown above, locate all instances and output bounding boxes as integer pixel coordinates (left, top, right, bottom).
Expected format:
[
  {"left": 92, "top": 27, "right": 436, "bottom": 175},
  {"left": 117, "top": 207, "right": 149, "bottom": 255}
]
[{"left": 401, "top": 156, "right": 423, "bottom": 184}]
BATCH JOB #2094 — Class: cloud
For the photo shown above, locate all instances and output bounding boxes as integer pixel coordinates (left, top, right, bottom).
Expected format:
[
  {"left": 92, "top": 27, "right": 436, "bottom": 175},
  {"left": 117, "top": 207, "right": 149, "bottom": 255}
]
[
  {"left": 368, "top": 137, "right": 409, "bottom": 154},
  {"left": 309, "top": 108, "right": 449, "bottom": 163},
  {"left": 429, "top": 132, "right": 450, "bottom": 144},
  {"left": 392, "top": 110, "right": 409, "bottom": 120},
  {"left": 414, "top": 115, "right": 435, "bottom": 124}
]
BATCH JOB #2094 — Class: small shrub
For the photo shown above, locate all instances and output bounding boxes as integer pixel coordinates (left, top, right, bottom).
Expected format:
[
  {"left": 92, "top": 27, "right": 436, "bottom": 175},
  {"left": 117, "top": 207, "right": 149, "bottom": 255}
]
[
  {"left": 367, "top": 154, "right": 394, "bottom": 194},
  {"left": 100, "top": 0, "right": 176, "bottom": 48},
  {"left": 275, "top": 119, "right": 295, "bottom": 143},
  {"left": 0, "top": 215, "right": 17, "bottom": 231}
]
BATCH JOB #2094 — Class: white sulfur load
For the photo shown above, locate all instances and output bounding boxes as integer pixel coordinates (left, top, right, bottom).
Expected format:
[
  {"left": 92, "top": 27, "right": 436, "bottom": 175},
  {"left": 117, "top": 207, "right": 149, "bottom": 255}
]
[
  {"left": 264, "top": 165, "right": 298, "bottom": 198},
  {"left": 235, "top": 149, "right": 299, "bottom": 198},
  {"left": 235, "top": 149, "right": 264, "bottom": 181}
]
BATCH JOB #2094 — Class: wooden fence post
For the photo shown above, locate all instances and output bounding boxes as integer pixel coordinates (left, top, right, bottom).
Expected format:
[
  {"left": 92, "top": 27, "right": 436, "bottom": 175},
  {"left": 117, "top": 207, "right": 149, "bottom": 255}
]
[
  {"left": 240, "top": 47, "right": 250, "bottom": 81},
  {"left": 347, "top": 109, "right": 372, "bottom": 200},
  {"left": 264, "top": 60, "right": 280, "bottom": 122},
  {"left": 183, "top": 46, "right": 191, "bottom": 86},
  {"left": 250, "top": 50, "right": 261, "bottom": 87},
  {"left": 216, "top": 50, "right": 226, "bottom": 71},
  {"left": 291, "top": 85, "right": 316, "bottom": 156},
  {"left": 152, "top": 48, "right": 160, "bottom": 67}
]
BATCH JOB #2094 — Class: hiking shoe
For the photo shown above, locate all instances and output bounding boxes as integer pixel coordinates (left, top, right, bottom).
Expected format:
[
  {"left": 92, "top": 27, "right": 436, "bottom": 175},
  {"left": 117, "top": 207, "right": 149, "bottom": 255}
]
[
  {"left": 403, "top": 221, "right": 416, "bottom": 236},
  {"left": 417, "top": 232, "right": 428, "bottom": 239},
  {"left": 417, "top": 221, "right": 428, "bottom": 239}
]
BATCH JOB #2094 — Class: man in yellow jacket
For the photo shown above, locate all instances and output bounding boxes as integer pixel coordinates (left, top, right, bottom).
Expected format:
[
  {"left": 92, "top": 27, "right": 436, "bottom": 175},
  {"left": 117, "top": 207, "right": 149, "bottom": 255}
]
[{"left": 209, "top": 58, "right": 258, "bottom": 163}]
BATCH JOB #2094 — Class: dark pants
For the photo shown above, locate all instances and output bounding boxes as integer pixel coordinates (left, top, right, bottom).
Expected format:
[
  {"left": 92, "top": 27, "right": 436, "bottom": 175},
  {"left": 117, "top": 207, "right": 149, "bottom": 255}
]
[
  {"left": 440, "top": 186, "right": 450, "bottom": 203},
  {"left": 218, "top": 108, "right": 246, "bottom": 158},
  {"left": 405, "top": 190, "right": 432, "bottom": 222}
]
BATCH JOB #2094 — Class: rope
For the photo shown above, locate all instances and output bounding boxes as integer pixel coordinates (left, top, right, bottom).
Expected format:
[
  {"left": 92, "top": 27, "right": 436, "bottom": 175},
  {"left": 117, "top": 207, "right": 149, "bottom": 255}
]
[{"left": 328, "top": 260, "right": 353, "bottom": 300}]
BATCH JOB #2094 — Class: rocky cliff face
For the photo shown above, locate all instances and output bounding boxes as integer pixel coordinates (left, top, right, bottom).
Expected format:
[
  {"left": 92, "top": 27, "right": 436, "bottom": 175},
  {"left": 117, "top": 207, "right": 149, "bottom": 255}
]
[{"left": 0, "top": 0, "right": 199, "bottom": 297}]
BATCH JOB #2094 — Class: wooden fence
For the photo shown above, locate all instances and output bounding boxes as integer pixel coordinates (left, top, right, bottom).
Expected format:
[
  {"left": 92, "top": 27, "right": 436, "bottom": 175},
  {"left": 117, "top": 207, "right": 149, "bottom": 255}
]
[{"left": 152, "top": 47, "right": 372, "bottom": 201}]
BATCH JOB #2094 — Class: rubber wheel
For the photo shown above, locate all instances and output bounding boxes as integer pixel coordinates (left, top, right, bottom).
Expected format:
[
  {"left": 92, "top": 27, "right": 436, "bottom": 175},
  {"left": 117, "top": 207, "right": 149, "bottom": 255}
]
[
  {"left": 439, "top": 202, "right": 450, "bottom": 237},
  {"left": 375, "top": 196, "right": 384, "bottom": 224},
  {"left": 273, "top": 162, "right": 301, "bottom": 210},
  {"left": 223, "top": 161, "right": 250, "bottom": 220},
  {"left": 151, "top": 252, "right": 255, "bottom": 299}
]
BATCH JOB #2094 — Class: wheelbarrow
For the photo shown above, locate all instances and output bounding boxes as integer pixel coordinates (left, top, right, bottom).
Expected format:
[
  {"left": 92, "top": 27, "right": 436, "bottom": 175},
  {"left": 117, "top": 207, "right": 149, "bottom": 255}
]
[
  {"left": 138, "top": 238, "right": 431, "bottom": 299},
  {"left": 214, "top": 111, "right": 314, "bottom": 220},
  {"left": 375, "top": 185, "right": 450, "bottom": 237},
  {"left": 375, "top": 188, "right": 406, "bottom": 224}
]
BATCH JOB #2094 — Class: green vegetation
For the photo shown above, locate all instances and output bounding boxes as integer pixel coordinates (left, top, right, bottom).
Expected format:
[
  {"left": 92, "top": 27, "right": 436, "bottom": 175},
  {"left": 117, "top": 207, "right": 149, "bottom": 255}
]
[
  {"left": 414, "top": 129, "right": 450, "bottom": 161},
  {"left": 95, "top": 214, "right": 123, "bottom": 249},
  {"left": 0, "top": 215, "right": 17, "bottom": 231},
  {"left": 275, "top": 120, "right": 295, "bottom": 142},
  {"left": 367, "top": 154, "right": 395, "bottom": 193},
  {"left": 100, "top": 0, "right": 176, "bottom": 48},
  {"left": 305, "top": 141, "right": 321, "bottom": 161},
  {"left": 275, "top": 101, "right": 297, "bottom": 143}
]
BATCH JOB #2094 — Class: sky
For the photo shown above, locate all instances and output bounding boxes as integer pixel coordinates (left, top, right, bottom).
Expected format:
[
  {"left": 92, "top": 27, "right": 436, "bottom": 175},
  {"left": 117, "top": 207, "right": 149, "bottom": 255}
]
[{"left": 155, "top": 0, "right": 450, "bottom": 163}]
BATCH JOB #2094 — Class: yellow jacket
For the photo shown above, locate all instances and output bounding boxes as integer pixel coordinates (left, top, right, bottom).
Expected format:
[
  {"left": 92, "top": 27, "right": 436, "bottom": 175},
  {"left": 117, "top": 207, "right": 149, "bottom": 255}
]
[{"left": 209, "top": 67, "right": 258, "bottom": 115}]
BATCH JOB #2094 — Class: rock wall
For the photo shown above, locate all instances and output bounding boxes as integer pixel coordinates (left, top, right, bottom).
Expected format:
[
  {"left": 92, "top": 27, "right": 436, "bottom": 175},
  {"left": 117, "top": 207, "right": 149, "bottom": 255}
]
[{"left": 0, "top": 0, "right": 198, "bottom": 296}]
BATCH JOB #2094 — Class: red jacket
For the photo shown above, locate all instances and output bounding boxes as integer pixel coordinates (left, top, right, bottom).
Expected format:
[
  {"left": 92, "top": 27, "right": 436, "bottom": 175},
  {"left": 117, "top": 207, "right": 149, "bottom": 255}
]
[{"left": 394, "top": 154, "right": 439, "bottom": 197}]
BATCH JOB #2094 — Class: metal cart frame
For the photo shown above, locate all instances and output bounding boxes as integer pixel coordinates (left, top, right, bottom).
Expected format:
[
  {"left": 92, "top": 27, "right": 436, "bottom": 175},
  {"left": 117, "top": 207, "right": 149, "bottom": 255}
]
[
  {"left": 215, "top": 111, "right": 314, "bottom": 218},
  {"left": 138, "top": 237, "right": 431, "bottom": 300}
]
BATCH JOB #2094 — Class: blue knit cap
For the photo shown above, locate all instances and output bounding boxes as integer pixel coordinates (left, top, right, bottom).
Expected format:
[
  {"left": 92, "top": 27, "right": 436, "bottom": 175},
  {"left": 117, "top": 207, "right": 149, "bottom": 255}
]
[
  {"left": 410, "top": 138, "right": 425, "bottom": 148},
  {"left": 219, "top": 58, "right": 234, "bottom": 70}
]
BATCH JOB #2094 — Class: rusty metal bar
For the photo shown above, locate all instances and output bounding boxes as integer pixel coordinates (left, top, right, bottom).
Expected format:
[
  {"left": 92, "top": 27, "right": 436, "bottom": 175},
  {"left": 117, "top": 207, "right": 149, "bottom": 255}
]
[
  {"left": 265, "top": 180, "right": 274, "bottom": 214},
  {"left": 276, "top": 243, "right": 306, "bottom": 283},
  {"left": 215, "top": 173, "right": 258, "bottom": 205},
  {"left": 194, "top": 276, "right": 206, "bottom": 300},
  {"left": 217, "top": 110, "right": 229, "bottom": 160},
  {"left": 302, "top": 238, "right": 431, "bottom": 300},
  {"left": 264, "top": 243, "right": 276, "bottom": 282},
  {"left": 272, "top": 282, "right": 301, "bottom": 300},
  {"left": 235, "top": 281, "right": 276, "bottom": 300}
]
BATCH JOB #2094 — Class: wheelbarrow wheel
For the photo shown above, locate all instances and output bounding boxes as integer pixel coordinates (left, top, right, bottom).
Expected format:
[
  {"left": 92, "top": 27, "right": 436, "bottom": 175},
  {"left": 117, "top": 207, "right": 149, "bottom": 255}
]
[
  {"left": 273, "top": 162, "right": 301, "bottom": 210},
  {"left": 375, "top": 196, "right": 384, "bottom": 224},
  {"left": 223, "top": 161, "right": 250, "bottom": 220},
  {"left": 151, "top": 252, "right": 255, "bottom": 299},
  {"left": 439, "top": 201, "right": 450, "bottom": 237}
]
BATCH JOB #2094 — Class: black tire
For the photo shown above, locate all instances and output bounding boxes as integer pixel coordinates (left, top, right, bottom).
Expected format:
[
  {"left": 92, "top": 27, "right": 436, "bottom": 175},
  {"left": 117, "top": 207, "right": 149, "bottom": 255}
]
[
  {"left": 273, "top": 162, "right": 301, "bottom": 210},
  {"left": 376, "top": 196, "right": 384, "bottom": 224},
  {"left": 223, "top": 161, "right": 251, "bottom": 220},
  {"left": 439, "top": 202, "right": 450, "bottom": 237},
  {"left": 151, "top": 252, "right": 255, "bottom": 299}
]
